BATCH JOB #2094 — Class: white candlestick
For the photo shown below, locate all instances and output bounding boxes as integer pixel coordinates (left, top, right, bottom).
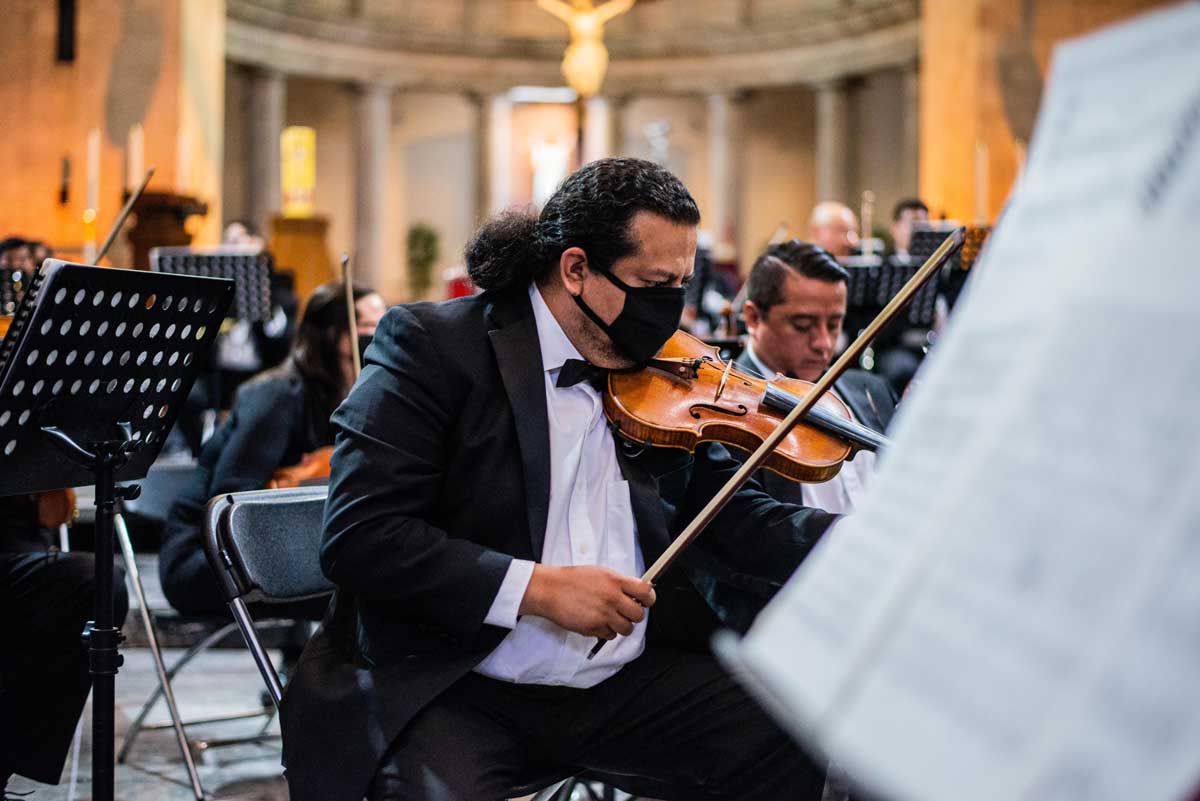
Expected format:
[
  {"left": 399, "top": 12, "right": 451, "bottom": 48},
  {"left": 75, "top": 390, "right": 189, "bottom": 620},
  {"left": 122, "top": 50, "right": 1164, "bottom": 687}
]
[
  {"left": 974, "top": 139, "right": 989, "bottom": 224},
  {"left": 86, "top": 127, "right": 100, "bottom": 211},
  {"left": 127, "top": 124, "right": 144, "bottom": 191}
]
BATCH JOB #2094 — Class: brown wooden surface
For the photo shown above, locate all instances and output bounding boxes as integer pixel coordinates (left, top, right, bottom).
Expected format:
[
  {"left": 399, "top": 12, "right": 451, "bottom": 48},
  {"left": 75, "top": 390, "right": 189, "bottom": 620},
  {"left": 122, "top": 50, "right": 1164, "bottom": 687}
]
[
  {"left": 126, "top": 191, "right": 208, "bottom": 269},
  {"left": 270, "top": 214, "right": 334, "bottom": 303}
]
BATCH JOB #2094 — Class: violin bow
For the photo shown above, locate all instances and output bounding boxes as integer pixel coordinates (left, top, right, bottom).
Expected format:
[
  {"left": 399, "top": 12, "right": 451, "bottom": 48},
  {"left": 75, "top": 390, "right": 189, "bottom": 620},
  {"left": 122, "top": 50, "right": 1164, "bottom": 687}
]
[
  {"left": 342, "top": 253, "right": 362, "bottom": 379},
  {"left": 95, "top": 167, "right": 155, "bottom": 265},
  {"left": 589, "top": 226, "right": 967, "bottom": 658}
]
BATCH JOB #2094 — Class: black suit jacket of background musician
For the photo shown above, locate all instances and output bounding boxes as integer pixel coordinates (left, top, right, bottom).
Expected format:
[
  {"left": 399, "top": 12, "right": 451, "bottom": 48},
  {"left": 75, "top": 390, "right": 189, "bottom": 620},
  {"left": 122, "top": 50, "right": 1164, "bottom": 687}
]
[
  {"left": 730, "top": 348, "right": 897, "bottom": 512},
  {"left": 279, "top": 287, "right": 837, "bottom": 801}
]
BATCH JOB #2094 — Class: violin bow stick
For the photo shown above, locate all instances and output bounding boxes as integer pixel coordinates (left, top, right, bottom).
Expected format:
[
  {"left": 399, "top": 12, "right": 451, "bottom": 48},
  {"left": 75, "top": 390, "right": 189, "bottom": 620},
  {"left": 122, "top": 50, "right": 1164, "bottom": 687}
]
[
  {"left": 589, "top": 226, "right": 966, "bottom": 659},
  {"left": 94, "top": 167, "right": 155, "bottom": 265},
  {"left": 342, "top": 253, "right": 362, "bottom": 379}
]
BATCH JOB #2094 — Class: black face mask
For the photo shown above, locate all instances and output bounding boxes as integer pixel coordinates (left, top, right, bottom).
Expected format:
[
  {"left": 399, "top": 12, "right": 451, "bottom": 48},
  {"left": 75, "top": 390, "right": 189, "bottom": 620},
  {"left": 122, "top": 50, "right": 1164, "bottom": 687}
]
[{"left": 572, "top": 268, "right": 685, "bottom": 364}]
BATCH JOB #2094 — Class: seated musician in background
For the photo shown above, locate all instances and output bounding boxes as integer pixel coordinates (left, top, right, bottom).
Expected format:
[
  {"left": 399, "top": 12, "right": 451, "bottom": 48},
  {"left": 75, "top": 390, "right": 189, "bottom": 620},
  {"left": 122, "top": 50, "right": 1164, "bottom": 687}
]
[
  {"left": 808, "top": 201, "right": 860, "bottom": 260},
  {"left": 282, "top": 158, "right": 838, "bottom": 801},
  {"left": 0, "top": 237, "right": 33, "bottom": 276},
  {"left": 887, "top": 198, "right": 929, "bottom": 264},
  {"left": 1, "top": 495, "right": 130, "bottom": 792},
  {"left": 873, "top": 197, "right": 934, "bottom": 394},
  {"left": 159, "top": 281, "right": 385, "bottom": 617},
  {"left": 737, "top": 240, "right": 897, "bottom": 512}
]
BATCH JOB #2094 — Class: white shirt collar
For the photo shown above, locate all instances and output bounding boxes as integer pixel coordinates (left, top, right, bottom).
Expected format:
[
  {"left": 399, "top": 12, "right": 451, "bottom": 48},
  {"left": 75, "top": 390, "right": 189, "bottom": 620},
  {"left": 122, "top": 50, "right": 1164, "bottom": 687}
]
[{"left": 529, "top": 282, "right": 584, "bottom": 375}]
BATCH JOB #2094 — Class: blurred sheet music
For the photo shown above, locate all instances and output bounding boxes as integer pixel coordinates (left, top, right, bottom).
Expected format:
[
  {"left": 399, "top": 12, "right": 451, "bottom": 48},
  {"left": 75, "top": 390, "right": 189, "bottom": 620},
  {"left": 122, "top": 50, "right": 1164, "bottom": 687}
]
[{"left": 721, "top": 6, "right": 1200, "bottom": 801}]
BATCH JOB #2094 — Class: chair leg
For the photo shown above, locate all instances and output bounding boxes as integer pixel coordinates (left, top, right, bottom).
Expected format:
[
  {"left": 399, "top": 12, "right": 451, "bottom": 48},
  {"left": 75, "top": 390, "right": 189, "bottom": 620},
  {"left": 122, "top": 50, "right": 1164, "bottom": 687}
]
[
  {"left": 118, "top": 619, "right": 242, "bottom": 760},
  {"left": 230, "top": 597, "right": 284, "bottom": 708},
  {"left": 115, "top": 513, "right": 208, "bottom": 801}
]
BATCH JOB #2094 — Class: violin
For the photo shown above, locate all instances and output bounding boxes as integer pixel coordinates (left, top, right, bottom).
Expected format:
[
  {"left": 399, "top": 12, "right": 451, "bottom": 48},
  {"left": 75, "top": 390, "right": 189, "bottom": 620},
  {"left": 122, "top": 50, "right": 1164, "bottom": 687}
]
[
  {"left": 605, "top": 330, "right": 887, "bottom": 483},
  {"left": 589, "top": 226, "right": 967, "bottom": 659},
  {"left": 267, "top": 445, "right": 333, "bottom": 489}
]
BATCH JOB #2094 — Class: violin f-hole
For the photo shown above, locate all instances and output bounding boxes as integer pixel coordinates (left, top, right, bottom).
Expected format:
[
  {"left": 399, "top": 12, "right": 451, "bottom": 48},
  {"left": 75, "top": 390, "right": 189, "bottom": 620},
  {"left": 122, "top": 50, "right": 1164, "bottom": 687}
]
[{"left": 689, "top": 402, "right": 749, "bottom": 420}]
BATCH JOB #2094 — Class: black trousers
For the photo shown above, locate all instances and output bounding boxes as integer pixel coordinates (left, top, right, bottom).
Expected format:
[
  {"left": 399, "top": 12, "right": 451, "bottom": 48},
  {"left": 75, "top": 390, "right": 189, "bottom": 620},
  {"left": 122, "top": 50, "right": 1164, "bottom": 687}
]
[
  {"left": 0, "top": 550, "right": 129, "bottom": 784},
  {"left": 368, "top": 646, "right": 825, "bottom": 801}
]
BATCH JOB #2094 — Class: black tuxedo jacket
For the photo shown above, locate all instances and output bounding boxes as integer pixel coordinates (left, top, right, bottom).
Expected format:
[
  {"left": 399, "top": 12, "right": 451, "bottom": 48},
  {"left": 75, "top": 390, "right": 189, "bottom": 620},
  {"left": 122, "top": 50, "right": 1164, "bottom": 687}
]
[{"left": 280, "top": 288, "right": 836, "bottom": 801}]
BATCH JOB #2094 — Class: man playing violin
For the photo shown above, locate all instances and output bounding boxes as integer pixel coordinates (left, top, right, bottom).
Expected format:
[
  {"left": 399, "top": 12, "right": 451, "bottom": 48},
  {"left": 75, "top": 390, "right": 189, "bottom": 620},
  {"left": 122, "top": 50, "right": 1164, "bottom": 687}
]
[
  {"left": 282, "top": 158, "right": 838, "bottom": 801},
  {"left": 737, "top": 240, "right": 897, "bottom": 514}
]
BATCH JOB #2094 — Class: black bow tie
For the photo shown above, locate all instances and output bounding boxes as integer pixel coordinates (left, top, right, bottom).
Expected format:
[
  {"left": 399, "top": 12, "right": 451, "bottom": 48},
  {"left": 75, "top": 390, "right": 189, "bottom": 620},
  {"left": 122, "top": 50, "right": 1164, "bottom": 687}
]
[{"left": 556, "top": 358, "right": 610, "bottom": 392}]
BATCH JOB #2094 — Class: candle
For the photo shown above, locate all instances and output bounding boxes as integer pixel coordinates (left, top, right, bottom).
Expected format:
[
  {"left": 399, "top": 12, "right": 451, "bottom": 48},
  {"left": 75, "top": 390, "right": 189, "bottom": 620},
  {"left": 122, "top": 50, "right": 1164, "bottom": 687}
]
[
  {"left": 127, "top": 123, "right": 144, "bottom": 191},
  {"left": 86, "top": 127, "right": 100, "bottom": 212},
  {"left": 974, "top": 139, "right": 989, "bottom": 224}
]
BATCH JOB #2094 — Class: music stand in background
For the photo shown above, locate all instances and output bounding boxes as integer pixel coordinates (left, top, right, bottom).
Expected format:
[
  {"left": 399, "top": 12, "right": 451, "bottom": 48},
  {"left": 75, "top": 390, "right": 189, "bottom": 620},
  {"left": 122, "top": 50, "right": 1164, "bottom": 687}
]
[
  {"left": 0, "top": 259, "right": 233, "bottom": 801},
  {"left": 909, "top": 221, "right": 992, "bottom": 315},
  {"left": 150, "top": 245, "right": 272, "bottom": 323}
]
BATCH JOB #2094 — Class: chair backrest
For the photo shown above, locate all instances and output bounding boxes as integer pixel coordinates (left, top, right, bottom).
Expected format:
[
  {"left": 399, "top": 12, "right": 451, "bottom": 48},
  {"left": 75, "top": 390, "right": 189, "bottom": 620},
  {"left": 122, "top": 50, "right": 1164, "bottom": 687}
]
[{"left": 203, "top": 485, "right": 332, "bottom": 606}]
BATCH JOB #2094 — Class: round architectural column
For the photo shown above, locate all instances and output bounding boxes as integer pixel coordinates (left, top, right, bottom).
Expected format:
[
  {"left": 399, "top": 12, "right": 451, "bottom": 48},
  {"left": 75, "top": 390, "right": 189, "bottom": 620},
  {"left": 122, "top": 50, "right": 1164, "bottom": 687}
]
[
  {"left": 813, "top": 79, "right": 853, "bottom": 203},
  {"left": 582, "top": 96, "right": 614, "bottom": 165},
  {"left": 706, "top": 92, "right": 745, "bottom": 256},
  {"left": 354, "top": 82, "right": 393, "bottom": 290},
  {"left": 900, "top": 60, "right": 920, "bottom": 196},
  {"left": 487, "top": 93, "right": 514, "bottom": 215},
  {"left": 247, "top": 67, "right": 285, "bottom": 234}
]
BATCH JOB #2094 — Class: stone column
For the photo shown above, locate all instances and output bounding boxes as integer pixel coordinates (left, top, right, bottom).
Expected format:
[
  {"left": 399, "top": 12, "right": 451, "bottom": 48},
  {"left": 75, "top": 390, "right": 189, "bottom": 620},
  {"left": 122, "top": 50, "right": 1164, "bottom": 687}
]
[
  {"left": 813, "top": 79, "right": 852, "bottom": 203},
  {"left": 486, "top": 93, "right": 513, "bottom": 215},
  {"left": 246, "top": 67, "right": 285, "bottom": 234},
  {"left": 582, "top": 95, "right": 613, "bottom": 165},
  {"left": 609, "top": 94, "right": 630, "bottom": 157},
  {"left": 900, "top": 61, "right": 920, "bottom": 196},
  {"left": 706, "top": 92, "right": 743, "bottom": 255},
  {"left": 354, "top": 82, "right": 393, "bottom": 289}
]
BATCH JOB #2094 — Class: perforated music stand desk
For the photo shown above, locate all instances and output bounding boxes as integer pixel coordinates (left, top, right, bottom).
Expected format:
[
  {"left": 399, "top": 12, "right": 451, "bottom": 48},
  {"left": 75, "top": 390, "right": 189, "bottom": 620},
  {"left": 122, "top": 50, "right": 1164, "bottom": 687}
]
[
  {"left": 0, "top": 259, "right": 233, "bottom": 801},
  {"left": 150, "top": 245, "right": 272, "bottom": 323}
]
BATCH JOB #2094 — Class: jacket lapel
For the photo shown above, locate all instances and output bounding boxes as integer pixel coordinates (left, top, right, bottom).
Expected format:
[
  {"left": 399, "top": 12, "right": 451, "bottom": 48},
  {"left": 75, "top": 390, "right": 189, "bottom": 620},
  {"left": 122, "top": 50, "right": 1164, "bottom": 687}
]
[
  {"left": 487, "top": 292, "right": 552, "bottom": 560},
  {"left": 613, "top": 440, "right": 673, "bottom": 567},
  {"left": 834, "top": 374, "right": 885, "bottom": 433}
]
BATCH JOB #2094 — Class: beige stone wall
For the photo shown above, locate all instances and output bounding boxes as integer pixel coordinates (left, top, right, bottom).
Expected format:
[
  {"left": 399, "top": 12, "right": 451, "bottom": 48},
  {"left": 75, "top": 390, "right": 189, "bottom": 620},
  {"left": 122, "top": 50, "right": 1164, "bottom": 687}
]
[
  {"left": 852, "top": 68, "right": 914, "bottom": 237},
  {"left": 921, "top": 0, "right": 1176, "bottom": 223},
  {"left": 738, "top": 88, "right": 818, "bottom": 269},
  {"left": 393, "top": 92, "right": 476, "bottom": 302}
]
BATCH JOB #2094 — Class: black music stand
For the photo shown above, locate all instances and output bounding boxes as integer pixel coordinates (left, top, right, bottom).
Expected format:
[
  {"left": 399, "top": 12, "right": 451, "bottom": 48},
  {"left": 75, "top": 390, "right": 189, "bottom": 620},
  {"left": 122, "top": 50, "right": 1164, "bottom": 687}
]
[
  {"left": 150, "top": 245, "right": 272, "bottom": 322},
  {"left": 0, "top": 259, "right": 233, "bottom": 801}
]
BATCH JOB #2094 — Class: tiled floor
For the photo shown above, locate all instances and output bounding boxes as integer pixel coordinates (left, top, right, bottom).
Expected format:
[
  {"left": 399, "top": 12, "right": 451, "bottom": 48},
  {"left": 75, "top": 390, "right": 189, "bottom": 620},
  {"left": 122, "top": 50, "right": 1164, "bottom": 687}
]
[{"left": 7, "top": 646, "right": 290, "bottom": 800}]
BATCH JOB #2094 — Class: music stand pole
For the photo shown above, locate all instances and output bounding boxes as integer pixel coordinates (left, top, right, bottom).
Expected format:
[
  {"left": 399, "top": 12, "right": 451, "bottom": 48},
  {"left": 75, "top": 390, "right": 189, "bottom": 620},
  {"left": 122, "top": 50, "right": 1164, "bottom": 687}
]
[{"left": 43, "top": 425, "right": 142, "bottom": 801}]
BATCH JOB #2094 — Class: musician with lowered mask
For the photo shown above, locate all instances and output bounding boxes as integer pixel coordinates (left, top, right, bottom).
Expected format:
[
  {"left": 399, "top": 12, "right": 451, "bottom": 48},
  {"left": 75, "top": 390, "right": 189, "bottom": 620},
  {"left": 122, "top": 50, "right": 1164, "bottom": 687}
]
[
  {"left": 737, "top": 240, "right": 897, "bottom": 513},
  {"left": 282, "top": 158, "right": 838, "bottom": 801},
  {"left": 159, "top": 281, "right": 385, "bottom": 617}
]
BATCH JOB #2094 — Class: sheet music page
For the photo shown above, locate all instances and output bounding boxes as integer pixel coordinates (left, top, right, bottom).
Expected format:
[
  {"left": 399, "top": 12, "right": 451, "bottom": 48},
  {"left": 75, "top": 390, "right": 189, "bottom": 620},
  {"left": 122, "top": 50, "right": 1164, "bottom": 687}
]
[{"left": 730, "top": 6, "right": 1200, "bottom": 801}]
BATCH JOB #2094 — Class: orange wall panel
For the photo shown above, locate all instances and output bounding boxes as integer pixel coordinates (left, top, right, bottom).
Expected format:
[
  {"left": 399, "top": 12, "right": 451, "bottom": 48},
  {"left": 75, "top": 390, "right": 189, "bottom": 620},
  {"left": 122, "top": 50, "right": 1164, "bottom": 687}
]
[{"left": 0, "top": 0, "right": 182, "bottom": 260}]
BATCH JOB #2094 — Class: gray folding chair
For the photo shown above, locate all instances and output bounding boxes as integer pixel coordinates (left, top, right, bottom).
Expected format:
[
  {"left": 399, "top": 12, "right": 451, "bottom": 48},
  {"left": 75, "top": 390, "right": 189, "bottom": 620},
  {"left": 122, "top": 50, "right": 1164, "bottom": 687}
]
[{"left": 201, "top": 486, "right": 627, "bottom": 801}]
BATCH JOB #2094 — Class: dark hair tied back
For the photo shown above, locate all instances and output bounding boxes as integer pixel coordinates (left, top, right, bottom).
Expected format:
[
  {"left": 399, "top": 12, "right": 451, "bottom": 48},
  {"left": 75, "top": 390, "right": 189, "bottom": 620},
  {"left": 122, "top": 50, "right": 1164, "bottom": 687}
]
[
  {"left": 464, "top": 209, "right": 544, "bottom": 291},
  {"left": 465, "top": 157, "right": 700, "bottom": 292}
]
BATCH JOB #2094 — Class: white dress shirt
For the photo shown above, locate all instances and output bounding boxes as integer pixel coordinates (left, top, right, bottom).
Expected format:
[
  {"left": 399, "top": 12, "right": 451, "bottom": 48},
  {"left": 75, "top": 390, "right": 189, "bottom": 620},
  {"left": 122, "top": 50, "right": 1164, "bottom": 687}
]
[
  {"left": 742, "top": 344, "right": 876, "bottom": 514},
  {"left": 473, "top": 283, "right": 647, "bottom": 688}
]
